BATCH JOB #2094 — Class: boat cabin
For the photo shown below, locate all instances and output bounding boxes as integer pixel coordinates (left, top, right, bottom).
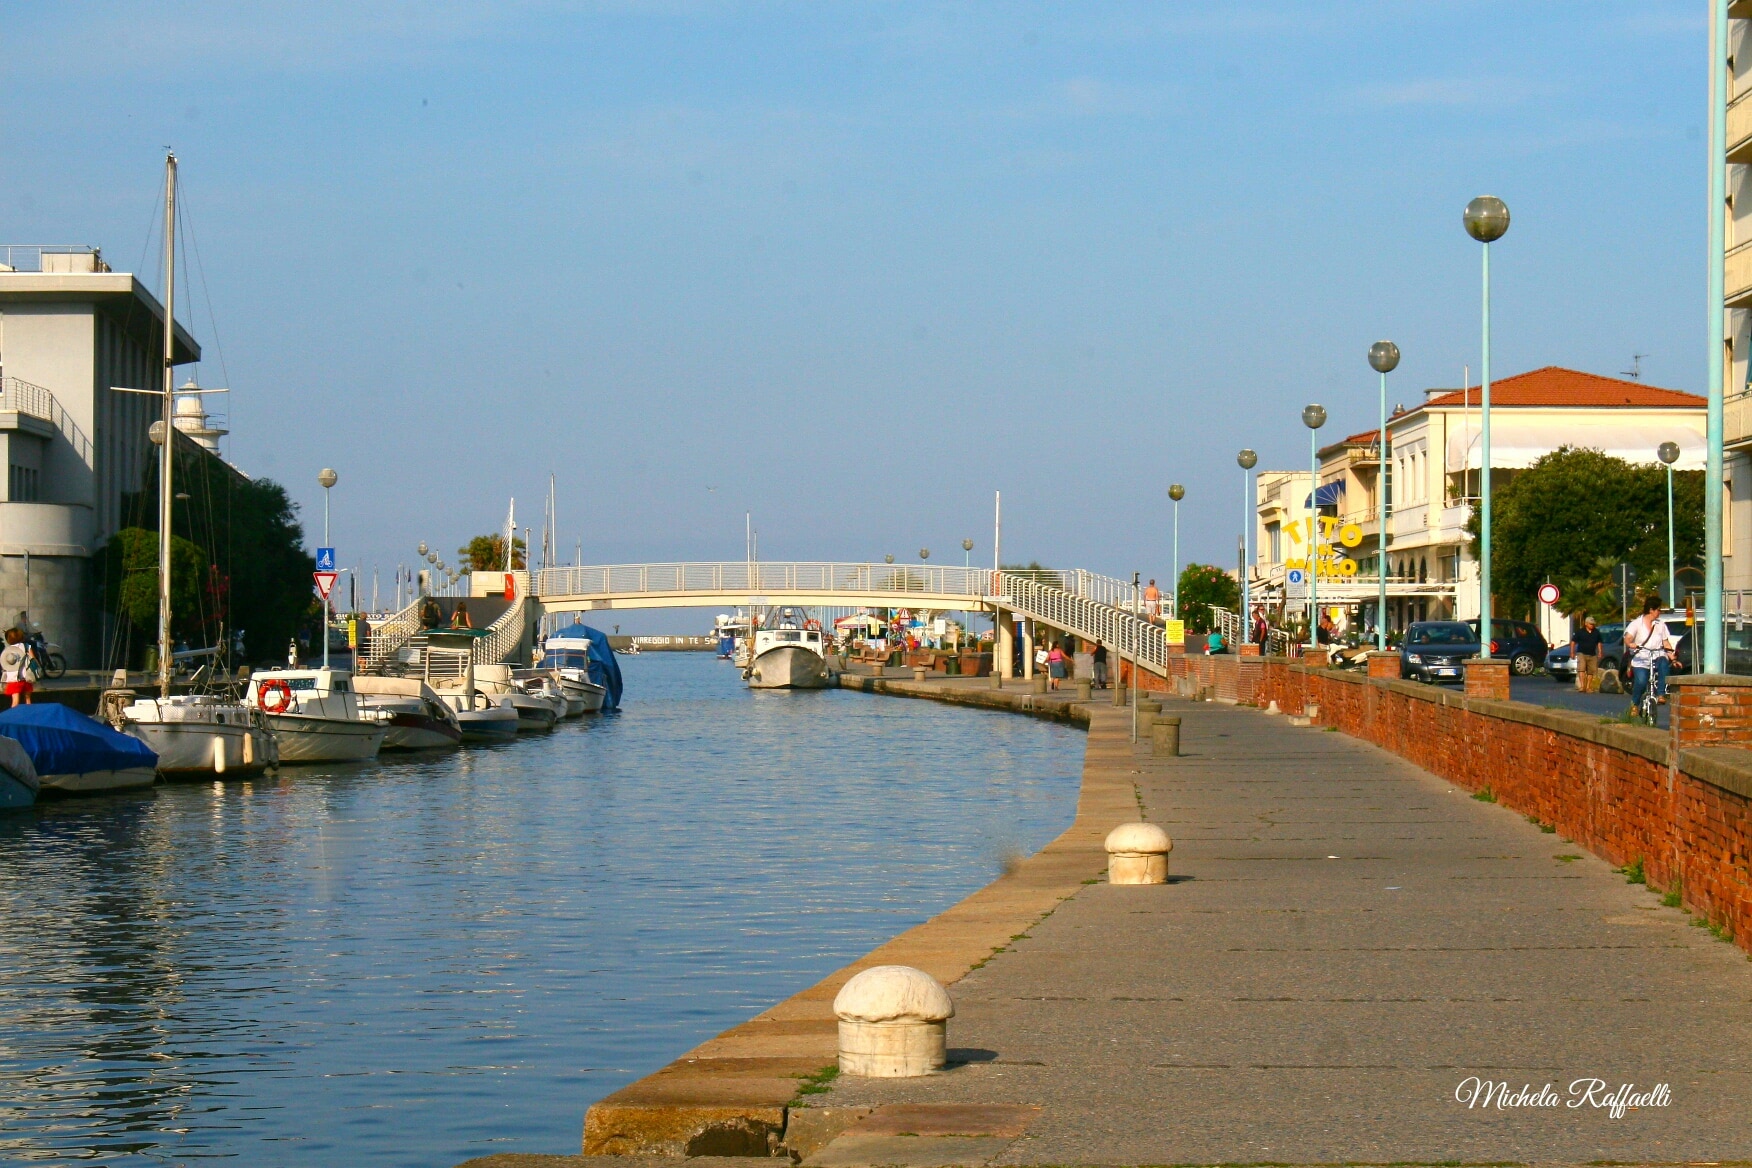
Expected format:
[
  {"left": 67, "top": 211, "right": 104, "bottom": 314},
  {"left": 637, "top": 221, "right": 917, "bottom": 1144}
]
[{"left": 244, "top": 668, "right": 364, "bottom": 720}]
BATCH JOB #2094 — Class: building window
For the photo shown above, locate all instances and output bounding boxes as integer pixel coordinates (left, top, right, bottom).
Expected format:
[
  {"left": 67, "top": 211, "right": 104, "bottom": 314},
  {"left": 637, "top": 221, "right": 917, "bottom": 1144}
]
[
  {"left": 1267, "top": 523, "right": 1281, "bottom": 563},
  {"left": 9, "top": 465, "right": 38, "bottom": 502}
]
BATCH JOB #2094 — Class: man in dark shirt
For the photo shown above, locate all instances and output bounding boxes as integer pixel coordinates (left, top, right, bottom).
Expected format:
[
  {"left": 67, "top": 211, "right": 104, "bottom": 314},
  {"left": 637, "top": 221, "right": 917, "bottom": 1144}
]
[
  {"left": 1091, "top": 642, "right": 1110, "bottom": 688},
  {"left": 1571, "top": 615, "right": 1603, "bottom": 693}
]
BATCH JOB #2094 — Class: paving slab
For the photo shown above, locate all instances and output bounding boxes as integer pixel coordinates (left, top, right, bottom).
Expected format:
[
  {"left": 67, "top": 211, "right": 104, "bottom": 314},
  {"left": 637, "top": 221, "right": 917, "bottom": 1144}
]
[{"left": 818, "top": 699, "right": 1752, "bottom": 1165}]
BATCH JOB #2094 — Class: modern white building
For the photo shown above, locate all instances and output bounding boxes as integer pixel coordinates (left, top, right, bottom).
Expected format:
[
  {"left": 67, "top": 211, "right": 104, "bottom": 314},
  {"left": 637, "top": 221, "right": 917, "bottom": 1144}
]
[
  {"left": 1255, "top": 366, "right": 1706, "bottom": 639},
  {"left": 0, "top": 245, "right": 200, "bottom": 666}
]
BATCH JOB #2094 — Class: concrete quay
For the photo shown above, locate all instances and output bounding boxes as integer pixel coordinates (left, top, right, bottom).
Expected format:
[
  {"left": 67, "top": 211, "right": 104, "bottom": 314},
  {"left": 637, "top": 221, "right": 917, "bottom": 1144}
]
[{"left": 463, "top": 677, "right": 1752, "bottom": 1167}]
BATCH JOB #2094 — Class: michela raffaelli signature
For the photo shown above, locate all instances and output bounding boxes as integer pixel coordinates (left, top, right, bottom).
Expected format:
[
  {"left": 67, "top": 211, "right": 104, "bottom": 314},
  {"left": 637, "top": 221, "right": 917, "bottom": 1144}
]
[{"left": 1456, "top": 1077, "right": 1672, "bottom": 1119}]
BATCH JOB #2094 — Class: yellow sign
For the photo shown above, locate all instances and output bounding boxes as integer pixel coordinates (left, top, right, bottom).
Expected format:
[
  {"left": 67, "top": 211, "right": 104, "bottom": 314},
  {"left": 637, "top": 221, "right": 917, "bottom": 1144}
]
[{"left": 1163, "top": 619, "right": 1185, "bottom": 646}]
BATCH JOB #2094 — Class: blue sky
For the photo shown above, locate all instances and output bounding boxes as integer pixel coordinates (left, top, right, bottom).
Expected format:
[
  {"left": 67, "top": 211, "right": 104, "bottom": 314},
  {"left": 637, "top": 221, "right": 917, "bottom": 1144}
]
[{"left": 2, "top": 1, "right": 1710, "bottom": 621}]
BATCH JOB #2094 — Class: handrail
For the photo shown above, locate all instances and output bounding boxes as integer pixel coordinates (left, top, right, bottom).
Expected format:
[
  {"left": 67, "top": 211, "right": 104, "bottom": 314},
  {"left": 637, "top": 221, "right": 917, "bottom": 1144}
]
[
  {"left": 1, "top": 377, "right": 93, "bottom": 462},
  {"left": 358, "top": 596, "right": 428, "bottom": 672},
  {"left": 537, "top": 561, "right": 995, "bottom": 600}
]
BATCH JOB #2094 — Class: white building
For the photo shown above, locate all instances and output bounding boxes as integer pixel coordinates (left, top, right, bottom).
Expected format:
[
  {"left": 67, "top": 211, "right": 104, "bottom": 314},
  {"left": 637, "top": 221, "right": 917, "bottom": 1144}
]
[
  {"left": 1255, "top": 366, "right": 1706, "bottom": 639},
  {"left": 0, "top": 245, "right": 200, "bottom": 665}
]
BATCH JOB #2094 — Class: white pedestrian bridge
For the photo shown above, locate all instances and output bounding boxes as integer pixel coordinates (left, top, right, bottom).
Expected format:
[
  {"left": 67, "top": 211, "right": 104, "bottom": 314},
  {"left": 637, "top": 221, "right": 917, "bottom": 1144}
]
[{"left": 365, "top": 562, "right": 1190, "bottom": 678}]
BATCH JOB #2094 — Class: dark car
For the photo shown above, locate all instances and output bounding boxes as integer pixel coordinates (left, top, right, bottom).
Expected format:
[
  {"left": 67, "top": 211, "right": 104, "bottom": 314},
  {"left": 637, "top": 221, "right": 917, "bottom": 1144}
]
[
  {"left": 1466, "top": 618, "right": 1550, "bottom": 677},
  {"left": 1399, "top": 621, "right": 1478, "bottom": 684},
  {"left": 1544, "top": 622, "right": 1627, "bottom": 681}
]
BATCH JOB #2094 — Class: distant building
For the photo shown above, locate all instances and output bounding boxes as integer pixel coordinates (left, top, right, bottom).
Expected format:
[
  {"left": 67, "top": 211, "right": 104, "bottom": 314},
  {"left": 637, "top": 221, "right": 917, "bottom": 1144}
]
[
  {"left": 0, "top": 245, "right": 200, "bottom": 665},
  {"left": 1721, "top": 0, "right": 1752, "bottom": 604},
  {"left": 1254, "top": 366, "right": 1705, "bottom": 638}
]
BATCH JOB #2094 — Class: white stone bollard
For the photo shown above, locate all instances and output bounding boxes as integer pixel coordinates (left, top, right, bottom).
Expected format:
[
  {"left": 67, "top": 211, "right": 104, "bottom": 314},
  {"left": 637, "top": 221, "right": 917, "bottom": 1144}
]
[
  {"left": 833, "top": 965, "right": 955, "bottom": 1077},
  {"left": 1105, "top": 822, "right": 1172, "bottom": 885}
]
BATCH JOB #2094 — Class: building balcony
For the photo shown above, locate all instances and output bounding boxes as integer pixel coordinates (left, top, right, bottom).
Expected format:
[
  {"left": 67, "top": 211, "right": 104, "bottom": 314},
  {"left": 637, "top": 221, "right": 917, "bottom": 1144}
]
[
  {"left": 1729, "top": 389, "right": 1752, "bottom": 449},
  {"left": 1731, "top": 88, "right": 1752, "bottom": 164},
  {"left": 1732, "top": 0, "right": 1752, "bottom": 18},
  {"left": 1728, "top": 239, "right": 1752, "bottom": 309}
]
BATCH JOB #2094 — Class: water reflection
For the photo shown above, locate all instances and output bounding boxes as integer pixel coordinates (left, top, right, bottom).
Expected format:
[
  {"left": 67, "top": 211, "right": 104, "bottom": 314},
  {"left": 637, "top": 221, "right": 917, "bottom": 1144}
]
[{"left": 0, "top": 656, "right": 1081, "bottom": 1165}]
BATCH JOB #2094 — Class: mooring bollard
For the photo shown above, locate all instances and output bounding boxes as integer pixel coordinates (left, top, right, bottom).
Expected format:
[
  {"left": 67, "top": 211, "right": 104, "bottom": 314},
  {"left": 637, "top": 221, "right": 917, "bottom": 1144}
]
[
  {"left": 991, "top": 672, "right": 1004, "bottom": 689},
  {"left": 1030, "top": 676, "right": 1047, "bottom": 694},
  {"left": 1111, "top": 683, "right": 1127, "bottom": 707},
  {"left": 1075, "top": 678, "right": 1093, "bottom": 700},
  {"left": 1151, "top": 714, "right": 1181, "bottom": 756},
  {"left": 1137, "top": 696, "right": 1162, "bottom": 716},
  {"left": 911, "top": 665, "right": 929, "bottom": 682},
  {"left": 833, "top": 965, "right": 954, "bottom": 1077},
  {"left": 1105, "top": 822, "right": 1172, "bottom": 884}
]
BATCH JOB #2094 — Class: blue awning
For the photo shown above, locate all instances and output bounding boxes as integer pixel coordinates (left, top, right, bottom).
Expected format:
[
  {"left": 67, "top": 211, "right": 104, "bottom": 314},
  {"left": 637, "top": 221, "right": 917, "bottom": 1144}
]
[{"left": 1303, "top": 480, "right": 1345, "bottom": 508}]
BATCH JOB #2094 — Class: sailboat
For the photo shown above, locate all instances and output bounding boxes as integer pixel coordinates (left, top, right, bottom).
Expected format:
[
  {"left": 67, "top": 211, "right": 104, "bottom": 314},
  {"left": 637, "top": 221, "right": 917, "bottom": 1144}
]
[{"left": 106, "top": 153, "right": 275, "bottom": 779}]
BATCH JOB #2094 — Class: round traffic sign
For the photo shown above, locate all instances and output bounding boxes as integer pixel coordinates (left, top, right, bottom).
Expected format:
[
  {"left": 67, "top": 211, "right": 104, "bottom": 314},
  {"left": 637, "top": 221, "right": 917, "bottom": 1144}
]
[{"left": 1537, "top": 583, "right": 1560, "bottom": 606}]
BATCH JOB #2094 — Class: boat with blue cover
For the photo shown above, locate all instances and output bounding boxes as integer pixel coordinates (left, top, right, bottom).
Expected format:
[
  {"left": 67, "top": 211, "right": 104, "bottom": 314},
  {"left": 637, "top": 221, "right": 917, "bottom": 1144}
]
[
  {"left": 540, "top": 624, "right": 623, "bottom": 712},
  {"left": 0, "top": 704, "right": 158, "bottom": 795}
]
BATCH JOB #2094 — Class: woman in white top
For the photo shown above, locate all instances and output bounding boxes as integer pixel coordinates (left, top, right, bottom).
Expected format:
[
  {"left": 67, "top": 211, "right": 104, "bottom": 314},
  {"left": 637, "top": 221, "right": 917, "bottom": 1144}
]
[{"left": 1624, "top": 595, "right": 1676, "bottom": 711}]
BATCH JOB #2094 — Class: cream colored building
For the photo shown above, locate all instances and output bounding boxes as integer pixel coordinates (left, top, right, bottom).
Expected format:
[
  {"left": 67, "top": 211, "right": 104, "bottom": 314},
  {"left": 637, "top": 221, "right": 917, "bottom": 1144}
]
[
  {"left": 1254, "top": 366, "right": 1705, "bottom": 638},
  {"left": 0, "top": 245, "right": 200, "bottom": 665},
  {"left": 1721, "top": 0, "right": 1752, "bottom": 602}
]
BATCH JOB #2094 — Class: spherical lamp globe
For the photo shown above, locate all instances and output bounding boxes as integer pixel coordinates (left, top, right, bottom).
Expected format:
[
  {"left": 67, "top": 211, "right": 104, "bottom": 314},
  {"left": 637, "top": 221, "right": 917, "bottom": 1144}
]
[
  {"left": 1463, "top": 196, "right": 1510, "bottom": 243},
  {"left": 1368, "top": 341, "right": 1401, "bottom": 374}
]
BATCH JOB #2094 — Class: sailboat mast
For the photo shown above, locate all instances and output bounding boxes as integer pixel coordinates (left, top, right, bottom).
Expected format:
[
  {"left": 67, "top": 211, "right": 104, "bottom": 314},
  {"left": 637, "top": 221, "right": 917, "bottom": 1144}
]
[{"left": 157, "top": 152, "right": 179, "bottom": 699}]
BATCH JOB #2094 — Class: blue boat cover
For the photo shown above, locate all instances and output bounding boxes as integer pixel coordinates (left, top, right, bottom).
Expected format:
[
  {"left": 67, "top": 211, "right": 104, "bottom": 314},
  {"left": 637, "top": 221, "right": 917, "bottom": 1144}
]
[
  {"left": 549, "top": 624, "right": 624, "bottom": 710},
  {"left": 0, "top": 703, "right": 158, "bottom": 776}
]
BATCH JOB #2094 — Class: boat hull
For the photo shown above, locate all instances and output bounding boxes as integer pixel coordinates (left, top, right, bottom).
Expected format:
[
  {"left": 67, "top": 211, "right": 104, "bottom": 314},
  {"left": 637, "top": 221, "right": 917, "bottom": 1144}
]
[
  {"left": 454, "top": 708, "right": 520, "bottom": 742},
  {"left": 555, "top": 674, "right": 607, "bottom": 714},
  {"left": 0, "top": 771, "right": 35, "bottom": 809},
  {"left": 497, "top": 695, "right": 559, "bottom": 732},
  {"left": 264, "top": 714, "right": 385, "bottom": 763},
  {"left": 126, "top": 721, "right": 272, "bottom": 777},
  {"left": 747, "top": 645, "right": 830, "bottom": 689},
  {"left": 381, "top": 713, "right": 463, "bottom": 750},
  {"left": 39, "top": 767, "right": 158, "bottom": 794}
]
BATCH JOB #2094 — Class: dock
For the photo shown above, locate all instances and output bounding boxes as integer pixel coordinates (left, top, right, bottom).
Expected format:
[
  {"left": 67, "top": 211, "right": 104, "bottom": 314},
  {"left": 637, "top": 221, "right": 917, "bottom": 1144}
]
[{"left": 461, "top": 671, "right": 1752, "bottom": 1167}]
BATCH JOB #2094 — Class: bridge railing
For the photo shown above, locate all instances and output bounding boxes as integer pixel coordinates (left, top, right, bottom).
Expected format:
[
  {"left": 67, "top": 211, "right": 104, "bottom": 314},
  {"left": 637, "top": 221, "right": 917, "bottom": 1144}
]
[
  {"left": 999, "top": 571, "right": 1167, "bottom": 675},
  {"left": 536, "top": 561, "right": 995, "bottom": 600}
]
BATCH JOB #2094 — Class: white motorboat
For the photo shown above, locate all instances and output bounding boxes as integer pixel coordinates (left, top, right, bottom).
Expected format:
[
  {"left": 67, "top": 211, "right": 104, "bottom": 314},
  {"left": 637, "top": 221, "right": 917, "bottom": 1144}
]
[
  {"left": 112, "top": 691, "right": 276, "bottom": 777},
  {"left": 513, "top": 670, "right": 584, "bottom": 718},
  {"left": 434, "top": 690, "right": 521, "bottom": 742},
  {"left": 744, "top": 609, "right": 830, "bottom": 689},
  {"left": 471, "top": 664, "right": 563, "bottom": 731},
  {"left": 243, "top": 668, "right": 385, "bottom": 763},
  {"left": 353, "top": 676, "right": 463, "bottom": 750},
  {"left": 537, "top": 633, "right": 610, "bottom": 713}
]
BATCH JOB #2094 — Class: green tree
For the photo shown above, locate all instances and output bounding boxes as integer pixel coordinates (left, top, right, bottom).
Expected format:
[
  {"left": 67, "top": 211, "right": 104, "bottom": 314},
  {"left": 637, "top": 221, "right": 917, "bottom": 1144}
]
[
  {"left": 100, "top": 528, "right": 210, "bottom": 639},
  {"left": 1464, "top": 446, "right": 1702, "bottom": 618},
  {"left": 459, "top": 533, "right": 527, "bottom": 571},
  {"left": 1177, "top": 563, "right": 1240, "bottom": 634}
]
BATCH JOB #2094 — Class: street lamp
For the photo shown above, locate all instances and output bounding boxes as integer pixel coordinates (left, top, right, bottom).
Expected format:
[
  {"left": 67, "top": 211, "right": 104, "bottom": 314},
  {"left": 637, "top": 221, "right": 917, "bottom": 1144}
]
[
  {"left": 884, "top": 554, "right": 894, "bottom": 564},
  {"left": 1303, "top": 404, "right": 1327, "bottom": 651},
  {"left": 1464, "top": 195, "right": 1510, "bottom": 656},
  {"left": 1368, "top": 340, "right": 1401, "bottom": 650},
  {"left": 1659, "top": 441, "right": 1682, "bottom": 607},
  {"left": 417, "top": 542, "right": 428, "bottom": 557},
  {"left": 1708, "top": 0, "right": 1729, "bottom": 672},
  {"left": 919, "top": 548, "right": 930, "bottom": 561},
  {"left": 317, "top": 467, "right": 338, "bottom": 667},
  {"left": 1238, "top": 449, "right": 1257, "bottom": 643},
  {"left": 962, "top": 537, "right": 973, "bottom": 568},
  {"left": 1167, "top": 484, "right": 1185, "bottom": 618}
]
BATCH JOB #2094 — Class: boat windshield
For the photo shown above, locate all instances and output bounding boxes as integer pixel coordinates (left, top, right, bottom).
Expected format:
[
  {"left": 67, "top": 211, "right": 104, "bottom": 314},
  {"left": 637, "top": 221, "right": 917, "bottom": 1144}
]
[{"left": 546, "top": 649, "right": 589, "bottom": 670}]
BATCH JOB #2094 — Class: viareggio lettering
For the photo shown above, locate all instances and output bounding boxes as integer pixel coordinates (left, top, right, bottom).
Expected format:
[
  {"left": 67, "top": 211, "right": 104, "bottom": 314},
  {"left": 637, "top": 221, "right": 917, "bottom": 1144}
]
[{"left": 1455, "top": 1077, "right": 1672, "bottom": 1118}]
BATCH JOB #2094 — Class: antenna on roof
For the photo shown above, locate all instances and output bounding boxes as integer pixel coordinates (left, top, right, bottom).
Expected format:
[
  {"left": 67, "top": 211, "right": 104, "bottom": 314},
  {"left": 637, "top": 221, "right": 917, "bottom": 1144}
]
[{"left": 1623, "top": 354, "right": 1646, "bottom": 380}]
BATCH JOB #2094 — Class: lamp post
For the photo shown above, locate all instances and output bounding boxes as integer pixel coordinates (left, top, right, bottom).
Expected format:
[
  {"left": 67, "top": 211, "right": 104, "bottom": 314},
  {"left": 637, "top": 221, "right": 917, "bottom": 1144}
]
[
  {"left": 962, "top": 537, "right": 973, "bottom": 568},
  {"left": 1659, "top": 441, "right": 1681, "bottom": 607},
  {"left": 1238, "top": 450, "right": 1257, "bottom": 644},
  {"left": 1368, "top": 341, "right": 1401, "bottom": 650},
  {"left": 1464, "top": 195, "right": 1510, "bottom": 656},
  {"left": 1303, "top": 404, "right": 1327, "bottom": 650},
  {"left": 1167, "top": 484, "right": 1185, "bottom": 618},
  {"left": 1708, "top": 0, "right": 1730, "bottom": 672},
  {"left": 318, "top": 467, "right": 338, "bottom": 667},
  {"left": 919, "top": 548, "right": 930, "bottom": 561}
]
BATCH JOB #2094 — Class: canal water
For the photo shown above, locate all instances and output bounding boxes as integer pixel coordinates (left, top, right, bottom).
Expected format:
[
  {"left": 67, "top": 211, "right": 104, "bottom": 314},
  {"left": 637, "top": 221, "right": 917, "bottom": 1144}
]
[{"left": 0, "top": 655, "right": 1084, "bottom": 1166}]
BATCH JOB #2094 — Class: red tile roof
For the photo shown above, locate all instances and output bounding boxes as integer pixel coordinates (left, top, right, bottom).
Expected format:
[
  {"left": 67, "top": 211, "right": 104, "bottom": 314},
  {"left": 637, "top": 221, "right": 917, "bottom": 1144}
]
[{"left": 1421, "top": 366, "right": 1703, "bottom": 410}]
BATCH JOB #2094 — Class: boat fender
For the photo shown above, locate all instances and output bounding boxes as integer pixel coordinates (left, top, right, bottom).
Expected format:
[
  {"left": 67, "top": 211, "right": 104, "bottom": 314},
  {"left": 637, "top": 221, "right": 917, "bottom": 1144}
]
[
  {"left": 212, "top": 735, "right": 227, "bottom": 775},
  {"left": 258, "top": 678, "right": 294, "bottom": 714}
]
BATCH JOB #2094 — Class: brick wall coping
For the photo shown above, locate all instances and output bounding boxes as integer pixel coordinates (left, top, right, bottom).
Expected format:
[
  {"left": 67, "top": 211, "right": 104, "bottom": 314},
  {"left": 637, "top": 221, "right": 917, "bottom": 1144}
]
[
  {"left": 1678, "top": 746, "right": 1752, "bottom": 800},
  {"left": 1670, "top": 673, "right": 1752, "bottom": 688}
]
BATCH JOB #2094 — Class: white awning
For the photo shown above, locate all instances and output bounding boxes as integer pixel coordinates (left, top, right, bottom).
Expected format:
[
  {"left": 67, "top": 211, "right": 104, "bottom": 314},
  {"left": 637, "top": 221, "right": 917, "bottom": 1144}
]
[{"left": 1445, "top": 418, "right": 1706, "bottom": 472}]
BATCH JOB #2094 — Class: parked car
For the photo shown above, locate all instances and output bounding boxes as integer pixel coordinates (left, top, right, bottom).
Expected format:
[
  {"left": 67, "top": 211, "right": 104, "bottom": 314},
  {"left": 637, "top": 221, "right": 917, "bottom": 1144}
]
[
  {"left": 1399, "top": 621, "right": 1478, "bottom": 684},
  {"left": 1464, "top": 618, "right": 1549, "bottom": 677},
  {"left": 1545, "top": 621, "right": 1627, "bottom": 682}
]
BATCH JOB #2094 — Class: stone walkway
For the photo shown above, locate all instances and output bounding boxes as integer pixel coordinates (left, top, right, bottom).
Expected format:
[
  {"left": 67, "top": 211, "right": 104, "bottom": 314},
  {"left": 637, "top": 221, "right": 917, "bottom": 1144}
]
[{"left": 812, "top": 699, "right": 1752, "bottom": 1165}]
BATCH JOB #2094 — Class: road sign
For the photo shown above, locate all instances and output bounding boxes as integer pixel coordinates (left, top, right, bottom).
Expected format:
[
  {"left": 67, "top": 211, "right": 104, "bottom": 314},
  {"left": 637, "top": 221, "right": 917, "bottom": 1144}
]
[
  {"left": 316, "top": 547, "right": 336, "bottom": 572},
  {"left": 1285, "top": 567, "right": 1307, "bottom": 600},
  {"left": 1537, "top": 582, "right": 1560, "bottom": 607},
  {"left": 313, "top": 571, "right": 338, "bottom": 599}
]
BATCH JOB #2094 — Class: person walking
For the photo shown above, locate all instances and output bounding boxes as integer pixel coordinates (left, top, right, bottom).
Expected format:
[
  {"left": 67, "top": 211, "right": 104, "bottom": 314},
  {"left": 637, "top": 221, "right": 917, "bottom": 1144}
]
[
  {"left": 1091, "top": 642, "right": 1110, "bottom": 689},
  {"left": 1143, "top": 579, "right": 1162, "bottom": 619},
  {"left": 1, "top": 628, "right": 34, "bottom": 708},
  {"left": 1571, "top": 614, "right": 1603, "bottom": 693},
  {"left": 1625, "top": 595, "right": 1676, "bottom": 714},
  {"left": 1045, "top": 643, "right": 1067, "bottom": 690}
]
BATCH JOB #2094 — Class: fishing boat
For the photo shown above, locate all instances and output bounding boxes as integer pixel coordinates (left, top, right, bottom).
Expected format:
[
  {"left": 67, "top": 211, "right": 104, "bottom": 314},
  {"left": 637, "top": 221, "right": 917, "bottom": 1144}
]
[
  {"left": 712, "top": 612, "right": 750, "bottom": 660},
  {"left": 243, "top": 668, "right": 385, "bottom": 763},
  {"left": 537, "top": 625, "right": 620, "bottom": 712},
  {"left": 0, "top": 737, "right": 39, "bottom": 809},
  {"left": 353, "top": 676, "right": 463, "bottom": 750},
  {"left": 744, "top": 608, "right": 830, "bottom": 689},
  {"left": 0, "top": 704, "right": 158, "bottom": 794},
  {"left": 99, "top": 152, "right": 275, "bottom": 779}
]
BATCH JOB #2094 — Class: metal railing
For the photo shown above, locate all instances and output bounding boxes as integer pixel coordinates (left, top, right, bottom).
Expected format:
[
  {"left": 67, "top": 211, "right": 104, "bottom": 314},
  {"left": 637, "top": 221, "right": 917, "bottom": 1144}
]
[
  {"left": 0, "top": 245, "right": 105, "bottom": 273},
  {"left": 537, "top": 561, "right": 995, "bottom": 600},
  {"left": 1209, "top": 606, "right": 1243, "bottom": 646},
  {"left": 0, "top": 377, "right": 93, "bottom": 462},
  {"left": 998, "top": 571, "right": 1171, "bottom": 676},
  {"left": 358, "top": 596, "right": 428, "bottom": 672}
]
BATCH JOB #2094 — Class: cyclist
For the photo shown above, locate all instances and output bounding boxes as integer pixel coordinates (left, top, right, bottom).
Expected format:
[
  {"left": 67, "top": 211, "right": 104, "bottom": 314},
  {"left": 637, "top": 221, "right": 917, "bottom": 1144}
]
[{"left": 1625, "top": 594, "right": 1677, "bottom": 719}]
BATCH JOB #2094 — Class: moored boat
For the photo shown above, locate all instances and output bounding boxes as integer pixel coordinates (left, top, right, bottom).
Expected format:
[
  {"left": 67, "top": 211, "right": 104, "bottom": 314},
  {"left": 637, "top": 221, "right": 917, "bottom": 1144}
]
[
  {"left": 744, "top": 608, "right": 830, "bottom": 689},
  {"left": 539, "top": 624, "right": 623, "bottom": 711},
  {"left": 244, "top": 668, "right": 385, "bottom": 763},
  {"left": 434, "top": 690, "right": 522, "bottom": 742},
  {"left": 0, "top": 736, "right": 39, "bottom": 809},
  {"left": 0, "top": 704, "right": 158, "bottom": 794},
  {"left": 353, "top": 676, "right": 463, "bottom": 750},
  {"left": 113, "top": 692, "right": 275, "bottom": 777}
]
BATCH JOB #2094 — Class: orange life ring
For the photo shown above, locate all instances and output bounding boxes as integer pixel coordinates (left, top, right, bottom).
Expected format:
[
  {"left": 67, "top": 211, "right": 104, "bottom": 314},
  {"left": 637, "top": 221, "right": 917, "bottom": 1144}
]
[
  {"left": 258, "top": 678, "right": 293, "bottom": 714},
  {"left": 804, "top": 619, "right": 822, "bottom": 631}
]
